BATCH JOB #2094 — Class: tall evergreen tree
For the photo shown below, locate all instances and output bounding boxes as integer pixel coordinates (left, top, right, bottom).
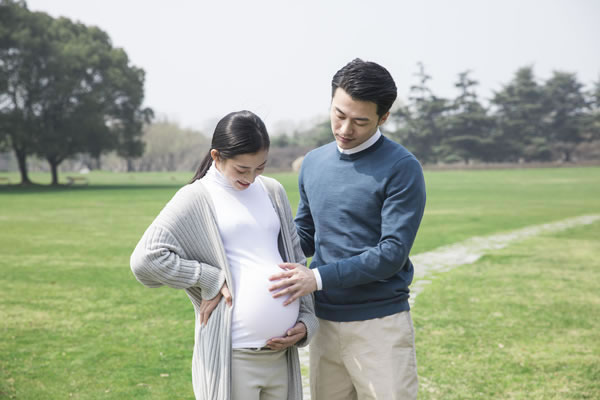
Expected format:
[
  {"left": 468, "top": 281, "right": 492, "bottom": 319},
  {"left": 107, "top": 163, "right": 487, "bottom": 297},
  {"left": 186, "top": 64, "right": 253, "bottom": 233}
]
[
  {"left": 491, "top": 67, "right": 549, "bottom": 162},
  {"left": 393, "top": 62, "right": 449, "bottom": 163},
  {"left": 544, "top": 71, "right": 591, "bottom": 162},
  {"left": 444, "top": 71, "right": 494, "bottom": 163}
]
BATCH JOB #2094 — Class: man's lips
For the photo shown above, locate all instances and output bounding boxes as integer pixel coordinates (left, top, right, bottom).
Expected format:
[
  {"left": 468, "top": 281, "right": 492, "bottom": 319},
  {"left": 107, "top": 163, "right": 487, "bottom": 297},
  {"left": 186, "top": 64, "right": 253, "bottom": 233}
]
[
  {"left": 237, "top": 180, "right": 250, "bottom": 187},
  {"left": 336, "top": 134, "right": 352, "bottom": 143}
]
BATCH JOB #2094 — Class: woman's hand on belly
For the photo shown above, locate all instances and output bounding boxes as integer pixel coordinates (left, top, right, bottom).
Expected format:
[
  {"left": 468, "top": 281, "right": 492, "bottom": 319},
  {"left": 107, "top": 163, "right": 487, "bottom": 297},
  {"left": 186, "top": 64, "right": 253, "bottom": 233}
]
[
  {"left": 265, "top": 321, "right": 307, "bottom": 350},
  {"left": 199, "top": 283, "right": 232, "bottom": 325}
]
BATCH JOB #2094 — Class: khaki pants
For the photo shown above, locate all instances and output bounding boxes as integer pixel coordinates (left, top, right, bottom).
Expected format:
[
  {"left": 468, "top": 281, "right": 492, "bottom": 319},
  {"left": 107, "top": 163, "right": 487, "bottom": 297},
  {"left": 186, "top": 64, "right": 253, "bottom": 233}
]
[
  {"left": 231, "top": 348, "right": 288, "bottom": 400},
  {"left": 309, "top": 311, "right": 418, "bottom": 400}
]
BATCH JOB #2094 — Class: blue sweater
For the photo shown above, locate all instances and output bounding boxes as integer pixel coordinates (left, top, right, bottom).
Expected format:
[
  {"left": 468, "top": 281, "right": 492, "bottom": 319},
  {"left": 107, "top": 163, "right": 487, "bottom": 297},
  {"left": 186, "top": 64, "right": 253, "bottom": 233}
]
[{"left": 295, "top": 135, "right": 426, "bottom": 322}]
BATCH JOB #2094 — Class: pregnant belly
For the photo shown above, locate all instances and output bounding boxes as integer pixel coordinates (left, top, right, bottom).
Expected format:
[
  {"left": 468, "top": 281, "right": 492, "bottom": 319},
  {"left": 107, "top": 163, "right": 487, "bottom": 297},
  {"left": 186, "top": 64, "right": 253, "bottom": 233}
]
[{"left": 231, "top": 264, "right": 300, "bottom": 348}]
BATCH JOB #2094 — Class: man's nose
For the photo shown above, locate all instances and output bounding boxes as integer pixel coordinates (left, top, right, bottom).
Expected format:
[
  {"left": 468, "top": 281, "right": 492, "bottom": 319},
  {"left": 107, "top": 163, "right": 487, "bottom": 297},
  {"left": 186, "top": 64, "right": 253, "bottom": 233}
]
[{"left": 339, "top": 120, "right": 353, "bottom": 135}]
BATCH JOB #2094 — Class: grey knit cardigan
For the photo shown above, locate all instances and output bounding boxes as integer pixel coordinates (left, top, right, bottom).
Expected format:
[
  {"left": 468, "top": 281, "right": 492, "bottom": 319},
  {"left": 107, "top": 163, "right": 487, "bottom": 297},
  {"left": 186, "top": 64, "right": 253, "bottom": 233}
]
[{"left": 130, "top": 176, "right": 318, "bottom": 400}]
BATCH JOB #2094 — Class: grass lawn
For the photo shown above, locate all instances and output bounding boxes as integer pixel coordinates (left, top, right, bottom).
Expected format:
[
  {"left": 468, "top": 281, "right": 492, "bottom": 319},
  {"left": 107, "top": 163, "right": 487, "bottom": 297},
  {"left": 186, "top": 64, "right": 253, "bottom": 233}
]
[
  {"left": 0, "top": 167, "right": 599, "bottom": 399},
  {"left": 414, "top": 221, "right": 600, "bottom": 399}
]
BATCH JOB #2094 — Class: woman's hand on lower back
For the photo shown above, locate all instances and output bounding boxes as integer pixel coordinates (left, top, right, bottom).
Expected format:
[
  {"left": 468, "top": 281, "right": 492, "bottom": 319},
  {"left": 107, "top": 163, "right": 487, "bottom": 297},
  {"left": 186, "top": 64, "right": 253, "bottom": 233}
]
[{"left": 199, "top": 283, "right": 232, "bottom": 325}]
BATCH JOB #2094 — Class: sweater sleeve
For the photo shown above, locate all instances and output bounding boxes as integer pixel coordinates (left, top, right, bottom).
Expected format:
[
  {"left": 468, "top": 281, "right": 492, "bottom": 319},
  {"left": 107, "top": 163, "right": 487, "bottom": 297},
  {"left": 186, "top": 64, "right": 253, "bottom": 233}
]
[
  {"left": 317, "top": 156, "right": 426, "bottom": 289},
  {"left": 294, "top": 162, "right": 316, "bottom": 257},
  {"left": 129, "top": 186, "right": 226, "bottom": 300}
]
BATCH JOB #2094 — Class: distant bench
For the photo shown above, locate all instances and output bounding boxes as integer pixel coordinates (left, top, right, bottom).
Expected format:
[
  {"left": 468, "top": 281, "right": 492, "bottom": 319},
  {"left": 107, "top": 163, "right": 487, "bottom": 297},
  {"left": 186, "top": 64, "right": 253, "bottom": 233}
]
[
  {"left": 66, "top": 176, "right": 89, "bottom": 186},
  {"left": 0, "top": 176, "right": 10, "bottom": 185}
]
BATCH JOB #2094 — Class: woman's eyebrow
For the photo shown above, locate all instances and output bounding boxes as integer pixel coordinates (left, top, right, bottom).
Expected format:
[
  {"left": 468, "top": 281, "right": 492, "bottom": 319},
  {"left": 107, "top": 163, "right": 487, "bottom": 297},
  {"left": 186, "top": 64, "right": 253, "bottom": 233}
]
[{"left": 236, "top": 161, "right": 267, "bottom": 169}]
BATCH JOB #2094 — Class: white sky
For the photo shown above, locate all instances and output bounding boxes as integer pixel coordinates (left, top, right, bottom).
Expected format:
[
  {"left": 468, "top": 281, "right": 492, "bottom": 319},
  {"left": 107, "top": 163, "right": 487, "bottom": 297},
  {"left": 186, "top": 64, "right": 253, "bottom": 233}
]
[{"left": 26, "top": 0, "right": 600, "bottom": 134}]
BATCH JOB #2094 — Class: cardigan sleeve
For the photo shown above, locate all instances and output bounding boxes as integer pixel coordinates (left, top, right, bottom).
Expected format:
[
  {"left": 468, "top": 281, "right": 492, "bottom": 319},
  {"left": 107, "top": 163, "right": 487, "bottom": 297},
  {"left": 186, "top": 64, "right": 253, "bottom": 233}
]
[
  {"left": 276, "top": 182, "right": 319, "bottom": 346},
  {"left": 129, "top": 186, "right": 226, "bottom": 300},
  {"left": 130, "top": 226, "right": 225, "bottom": 299}
]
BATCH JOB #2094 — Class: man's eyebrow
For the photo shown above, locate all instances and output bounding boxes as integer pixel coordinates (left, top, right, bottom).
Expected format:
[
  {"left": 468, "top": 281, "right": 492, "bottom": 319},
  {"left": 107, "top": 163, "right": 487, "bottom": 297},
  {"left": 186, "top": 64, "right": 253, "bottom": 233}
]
[{"left": 335, "top": 106, "right": 370, "bottom": 122}]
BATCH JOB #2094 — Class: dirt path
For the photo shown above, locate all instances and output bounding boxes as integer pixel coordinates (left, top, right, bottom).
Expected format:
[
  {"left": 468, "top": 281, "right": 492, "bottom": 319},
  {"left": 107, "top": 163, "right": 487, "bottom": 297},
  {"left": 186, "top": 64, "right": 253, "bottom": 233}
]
[{"left": 299, "top": 214, "right": 600, "bottom": 397}]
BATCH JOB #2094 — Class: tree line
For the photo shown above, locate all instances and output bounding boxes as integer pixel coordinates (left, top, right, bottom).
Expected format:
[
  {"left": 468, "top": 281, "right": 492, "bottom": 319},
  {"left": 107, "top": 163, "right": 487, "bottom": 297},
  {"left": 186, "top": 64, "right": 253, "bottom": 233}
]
[
  {"left": 2, "top": 1, "right": 599, "bottom": 185},
  {"left": 0, "top": 0, "right": 151, "bottom": 184},
  {"left": 390, "top": 63, "right": 600, "bottom": 164},
  {"left": 273, "top": 63, "right": 600, "bottom": 165}
]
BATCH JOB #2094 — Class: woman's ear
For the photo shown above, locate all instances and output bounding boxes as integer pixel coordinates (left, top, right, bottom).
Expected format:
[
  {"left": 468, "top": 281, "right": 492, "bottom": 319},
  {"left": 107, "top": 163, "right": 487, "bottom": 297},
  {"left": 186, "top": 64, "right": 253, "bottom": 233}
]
[{"left": 210, "top": 149, "right": 220, "bottom": 162}]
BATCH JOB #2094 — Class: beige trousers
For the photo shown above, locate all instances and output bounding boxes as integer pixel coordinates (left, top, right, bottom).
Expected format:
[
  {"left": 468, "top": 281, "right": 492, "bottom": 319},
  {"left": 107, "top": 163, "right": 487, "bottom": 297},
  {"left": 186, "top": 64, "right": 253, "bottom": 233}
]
[
  {"left": 309, "top": 311, "right": 418, "bottom": 400},
  {"left": 231, "top": 348, "right": 288, "bottom": 400}
]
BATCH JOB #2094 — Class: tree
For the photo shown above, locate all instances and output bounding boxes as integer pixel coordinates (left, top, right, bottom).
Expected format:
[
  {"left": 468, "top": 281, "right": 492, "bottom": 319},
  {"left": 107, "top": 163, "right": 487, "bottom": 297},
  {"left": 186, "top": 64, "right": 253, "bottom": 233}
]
[
  {"left": 31, "top": 17, "right": 152, "bottom": 184},
  {"left": 587, "top": 79, "right": 600, "bottom": 143},
  {"left": 444, "top": 71, "right": 495, "bottom": 163},
  {"left": 544, "top": 71, "right": 591, "bottom": 162},
  {"left": 132, "top": 119, "right": 208, "bottom": 172},
  {"left": 392, "top": 62, "right": 449, "bottom": 163},
  {"left": 0, "top": 1, "right": 151, "bottom": 184},
  {"left": 0, "top": 0, "right": 52, "bottom": 183},
  {"left": 491, "top": 66, "right": 549, "bottom": 162}
]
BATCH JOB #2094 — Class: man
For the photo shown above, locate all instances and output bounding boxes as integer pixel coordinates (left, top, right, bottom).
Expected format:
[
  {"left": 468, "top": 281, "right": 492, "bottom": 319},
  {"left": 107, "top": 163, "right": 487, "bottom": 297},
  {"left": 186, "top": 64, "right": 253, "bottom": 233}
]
[{"left": 269, "top": 58, "right": 426, "bottom": 400}]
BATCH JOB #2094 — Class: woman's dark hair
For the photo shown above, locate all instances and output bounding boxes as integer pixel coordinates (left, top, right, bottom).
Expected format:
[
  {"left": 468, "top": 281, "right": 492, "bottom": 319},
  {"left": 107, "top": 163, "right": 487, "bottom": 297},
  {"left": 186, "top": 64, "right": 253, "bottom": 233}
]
[
  {"left": 331, "top": 58, "right": 397, "bottom": 119},
  {"left": 190, "top": 110, "right": 270, "bottom": 183}
]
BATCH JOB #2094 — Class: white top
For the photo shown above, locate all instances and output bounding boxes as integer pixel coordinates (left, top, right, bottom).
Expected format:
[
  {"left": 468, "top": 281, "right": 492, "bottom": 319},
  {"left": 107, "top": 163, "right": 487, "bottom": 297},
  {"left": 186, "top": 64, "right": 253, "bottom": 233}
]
[{"left": 201, "top": 163, "right": 300, "bottom": 348}]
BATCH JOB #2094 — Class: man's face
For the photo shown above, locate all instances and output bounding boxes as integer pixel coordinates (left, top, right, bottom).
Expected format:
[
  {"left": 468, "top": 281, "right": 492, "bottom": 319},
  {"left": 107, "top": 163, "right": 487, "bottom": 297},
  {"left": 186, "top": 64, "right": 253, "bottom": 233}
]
[{"left": 330, "top": 88, "right": 389, "bottom": 150}]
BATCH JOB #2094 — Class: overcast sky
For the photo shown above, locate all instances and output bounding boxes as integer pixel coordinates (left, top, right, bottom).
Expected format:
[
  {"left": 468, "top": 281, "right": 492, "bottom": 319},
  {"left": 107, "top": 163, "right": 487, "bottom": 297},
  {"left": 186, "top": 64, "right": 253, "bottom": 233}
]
[{"left": 26, "top": 0, "right": 600, "bottom": 134}]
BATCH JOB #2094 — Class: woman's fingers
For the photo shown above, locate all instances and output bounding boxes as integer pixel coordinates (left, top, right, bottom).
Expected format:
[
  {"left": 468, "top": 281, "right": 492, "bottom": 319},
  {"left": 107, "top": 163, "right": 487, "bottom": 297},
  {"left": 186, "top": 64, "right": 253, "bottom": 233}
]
[
  {"left": 199, "top": 289, "right": 224, "bottom": 325},
  {"left": 220, "top": 284, "right": 232, "bottom": 306},
  {"left": 266, "top": 332, "right": 304, "bottom": 350}
]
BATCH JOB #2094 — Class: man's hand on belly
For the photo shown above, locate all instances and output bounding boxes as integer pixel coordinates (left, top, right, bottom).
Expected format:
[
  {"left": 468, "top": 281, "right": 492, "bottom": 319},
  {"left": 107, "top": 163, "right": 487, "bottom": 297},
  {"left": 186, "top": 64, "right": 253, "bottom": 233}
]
[{"left": 269, "top": 263, "right": 317, "bottom": 305}]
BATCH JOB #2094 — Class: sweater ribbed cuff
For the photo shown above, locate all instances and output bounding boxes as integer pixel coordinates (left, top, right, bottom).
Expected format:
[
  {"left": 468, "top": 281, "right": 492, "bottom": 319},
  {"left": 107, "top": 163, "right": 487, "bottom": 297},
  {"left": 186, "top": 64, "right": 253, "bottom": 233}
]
[{"left": 197, "top": 263, "right": 226, "bottom": 300}]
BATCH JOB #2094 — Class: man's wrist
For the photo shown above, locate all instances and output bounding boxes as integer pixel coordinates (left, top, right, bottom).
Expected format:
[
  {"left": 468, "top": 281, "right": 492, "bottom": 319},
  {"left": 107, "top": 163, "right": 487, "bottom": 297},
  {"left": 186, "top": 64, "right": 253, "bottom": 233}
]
[{"left": 312, "top": 268, "right": 323, "bottom": 290}]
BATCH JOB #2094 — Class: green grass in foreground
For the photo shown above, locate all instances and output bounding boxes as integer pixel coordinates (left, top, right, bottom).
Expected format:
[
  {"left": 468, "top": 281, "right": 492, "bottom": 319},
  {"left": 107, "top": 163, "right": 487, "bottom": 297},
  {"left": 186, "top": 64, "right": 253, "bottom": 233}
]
[
  {"left": 414, "top": 221, "right": 600, "bottom": 399},
  {"left": 0, "top": 167, "right": 599, "bottom": 399}
]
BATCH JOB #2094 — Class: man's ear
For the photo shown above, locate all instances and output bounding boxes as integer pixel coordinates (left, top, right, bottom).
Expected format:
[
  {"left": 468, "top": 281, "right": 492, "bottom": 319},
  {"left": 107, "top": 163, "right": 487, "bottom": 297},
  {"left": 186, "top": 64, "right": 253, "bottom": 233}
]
[{"left": 378, "top": 111, "right": 390, "bottom": 126}]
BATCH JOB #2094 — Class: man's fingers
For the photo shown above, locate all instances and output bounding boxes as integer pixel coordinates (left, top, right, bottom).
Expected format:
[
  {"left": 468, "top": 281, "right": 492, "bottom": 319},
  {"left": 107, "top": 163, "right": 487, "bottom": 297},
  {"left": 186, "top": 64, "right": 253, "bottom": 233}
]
[
  {"left": 271, "top": 284, "right": 293, "bottom": 298},
  {"left": 278, "top": 263, "right": 298, "bottom": 270},
  {"left": 283, "top": 291, "right": 302, "bottom": 306},
  {"left": 269, "top": 278, "right": 295, "bottom": 293},
  {"left": 268, "top": 270, "right": 294, "bottom": 282}
]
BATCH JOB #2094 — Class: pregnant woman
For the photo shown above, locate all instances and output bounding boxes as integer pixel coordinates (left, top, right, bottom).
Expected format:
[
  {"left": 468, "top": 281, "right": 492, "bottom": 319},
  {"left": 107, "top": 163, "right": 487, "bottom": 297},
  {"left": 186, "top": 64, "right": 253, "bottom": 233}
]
[{"left": 130, "top": 110, "right": 318, "bottom": 400}]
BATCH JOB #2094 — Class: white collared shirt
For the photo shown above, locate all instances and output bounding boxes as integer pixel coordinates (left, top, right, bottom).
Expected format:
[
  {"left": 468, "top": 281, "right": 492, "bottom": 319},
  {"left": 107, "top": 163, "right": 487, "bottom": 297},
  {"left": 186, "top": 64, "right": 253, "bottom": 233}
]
[{"left": 337, "top": 129, "right": 382, "bottom": 155}]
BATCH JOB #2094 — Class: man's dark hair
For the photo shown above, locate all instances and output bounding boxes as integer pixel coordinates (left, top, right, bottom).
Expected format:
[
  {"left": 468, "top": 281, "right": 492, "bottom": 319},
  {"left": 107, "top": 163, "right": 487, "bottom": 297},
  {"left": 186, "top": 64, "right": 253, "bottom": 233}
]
[{"left": 331, "top": 58, "right": 397, "bottom": 119}]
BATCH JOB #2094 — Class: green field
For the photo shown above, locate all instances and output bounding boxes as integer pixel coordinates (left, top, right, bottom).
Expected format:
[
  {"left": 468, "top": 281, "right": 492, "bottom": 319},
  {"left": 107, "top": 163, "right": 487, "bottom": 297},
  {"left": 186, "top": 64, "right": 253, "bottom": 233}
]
[{"left": 1, "top": 167, "right": 599, "bottom": 399}]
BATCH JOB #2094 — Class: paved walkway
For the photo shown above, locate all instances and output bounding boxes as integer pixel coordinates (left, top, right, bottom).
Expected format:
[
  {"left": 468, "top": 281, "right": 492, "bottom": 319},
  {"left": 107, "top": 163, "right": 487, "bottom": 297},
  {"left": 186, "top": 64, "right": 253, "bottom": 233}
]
[{"left": 409, "top": 214, "right": 600, "bottom": 305}]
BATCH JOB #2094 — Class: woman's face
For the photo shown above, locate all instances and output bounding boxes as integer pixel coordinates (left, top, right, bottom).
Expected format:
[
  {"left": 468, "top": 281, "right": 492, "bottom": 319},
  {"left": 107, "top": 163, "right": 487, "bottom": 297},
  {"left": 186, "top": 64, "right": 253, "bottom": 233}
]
[{"left": 212, "top": 149, "right": 268, "bottom": 190}]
